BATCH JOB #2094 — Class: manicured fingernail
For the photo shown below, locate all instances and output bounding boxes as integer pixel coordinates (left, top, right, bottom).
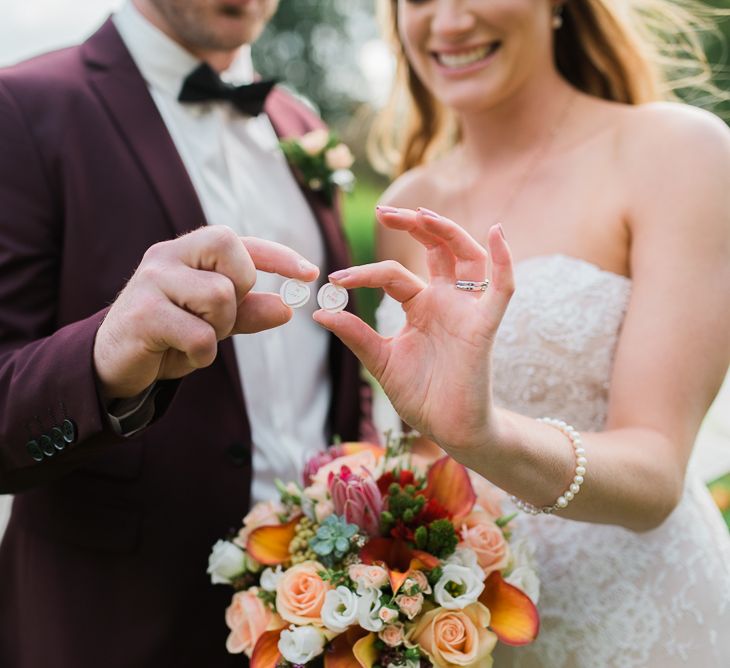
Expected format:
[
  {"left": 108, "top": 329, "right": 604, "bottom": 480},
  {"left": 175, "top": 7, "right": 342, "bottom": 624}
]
[
  {"left": 418, "top": 207, "right": 441, "bottom": 220},
  {"left": 299, "top": 259, "right": 318, "bottom": 272},
  {"left": 328, "top": 269, "right": 350, "bottom": 282},
  {"left": 497, "top": 224, "right": 506, "bottom": 240},
  {"left": 376, "top": 205, "right": 398, "bottom": 214}
]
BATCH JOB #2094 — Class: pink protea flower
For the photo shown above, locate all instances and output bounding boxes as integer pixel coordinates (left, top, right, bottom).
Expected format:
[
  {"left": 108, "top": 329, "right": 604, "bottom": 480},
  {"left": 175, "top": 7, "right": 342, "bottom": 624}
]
[
  {"left": 302, "top": 447, "right": 344, "bottom": 486},
  {"left": 328, "top": 466, "right": 383, "bottom": 536}
]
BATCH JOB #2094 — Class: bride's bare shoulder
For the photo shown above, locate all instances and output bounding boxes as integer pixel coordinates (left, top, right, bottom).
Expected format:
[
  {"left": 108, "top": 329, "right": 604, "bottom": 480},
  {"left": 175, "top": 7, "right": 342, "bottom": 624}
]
[{"left": 376, "top": 159, "right": 455, "bottom": 266}]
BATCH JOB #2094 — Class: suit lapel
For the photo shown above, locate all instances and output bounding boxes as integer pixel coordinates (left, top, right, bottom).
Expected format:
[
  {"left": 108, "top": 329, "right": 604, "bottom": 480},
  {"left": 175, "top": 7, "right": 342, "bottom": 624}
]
[
  {"left": 82, "top": 20, "right": 206, "bottom": 240},
  {"left": 81, "top": 20, "right": 245, "bottom": 411}
]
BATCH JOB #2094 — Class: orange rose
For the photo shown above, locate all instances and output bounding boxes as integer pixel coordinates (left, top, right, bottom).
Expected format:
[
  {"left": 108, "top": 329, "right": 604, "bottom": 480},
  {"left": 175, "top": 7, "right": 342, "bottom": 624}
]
[
  {"left": 408, "top": 603, "right": 497, "bottom": 668},
  {"left": 275, "top": 561, "right": 330, "bottom": 626},
  {"left": 225, "top": 588, "right": 282, "bottom": 657},
  {"left": 460, "top": 517, "right": 510, "bottom": 576}
]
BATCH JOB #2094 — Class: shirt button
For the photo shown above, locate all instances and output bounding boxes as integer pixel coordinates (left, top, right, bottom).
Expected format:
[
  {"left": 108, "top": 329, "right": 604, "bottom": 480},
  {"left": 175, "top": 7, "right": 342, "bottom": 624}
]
[
  {"left": 61, "top": 419, "right": 77, "bottom": 443},
  {"left": 39, "top": 435, "right": 54, "bottom": 457},
  {"left": 26, "top": 440, "right": 44, "bottom": 462},
  {"left": 50, "top": 427, "right": 66, "bottom": 451}
]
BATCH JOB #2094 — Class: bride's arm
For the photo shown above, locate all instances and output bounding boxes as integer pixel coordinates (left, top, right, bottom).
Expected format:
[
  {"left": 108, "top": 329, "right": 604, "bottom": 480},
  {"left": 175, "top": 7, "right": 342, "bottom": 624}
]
[{"left": 318, "top": 106, "right": 730, "bottom": 533}]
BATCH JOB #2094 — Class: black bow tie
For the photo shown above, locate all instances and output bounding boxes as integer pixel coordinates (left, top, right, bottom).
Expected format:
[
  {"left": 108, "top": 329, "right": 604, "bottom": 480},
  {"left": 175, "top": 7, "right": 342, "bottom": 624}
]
[{"left": 178, "top": 63, "right": 276, "bottom": 116}]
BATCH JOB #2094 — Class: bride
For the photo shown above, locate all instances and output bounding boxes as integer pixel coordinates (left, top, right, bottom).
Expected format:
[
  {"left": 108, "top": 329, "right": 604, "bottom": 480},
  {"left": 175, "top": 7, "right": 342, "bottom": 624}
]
[{"left": 314, "top": 0, "right": 730, "bottom": 666}]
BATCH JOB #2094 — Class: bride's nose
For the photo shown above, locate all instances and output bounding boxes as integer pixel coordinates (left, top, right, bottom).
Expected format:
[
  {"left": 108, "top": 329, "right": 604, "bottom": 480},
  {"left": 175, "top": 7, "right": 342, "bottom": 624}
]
[{"left": 430, "top": 0, "right": 477, "bottom": 38}]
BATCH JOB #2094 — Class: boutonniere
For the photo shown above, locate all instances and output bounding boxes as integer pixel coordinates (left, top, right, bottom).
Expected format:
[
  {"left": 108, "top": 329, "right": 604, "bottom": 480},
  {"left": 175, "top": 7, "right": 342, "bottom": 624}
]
[{"left": 279, "top": 129, "right": 355, "bottom": 206}]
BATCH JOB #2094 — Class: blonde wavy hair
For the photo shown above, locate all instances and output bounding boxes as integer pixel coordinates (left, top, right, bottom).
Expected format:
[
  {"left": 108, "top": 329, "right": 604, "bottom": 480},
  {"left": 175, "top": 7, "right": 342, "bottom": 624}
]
[{"left": 370, "top": 0, "right": 728, "bottom": 177}]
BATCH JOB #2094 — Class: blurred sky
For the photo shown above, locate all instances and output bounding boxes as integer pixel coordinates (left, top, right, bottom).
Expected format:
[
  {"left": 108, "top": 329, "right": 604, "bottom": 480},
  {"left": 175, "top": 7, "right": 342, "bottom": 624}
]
[{"left": 0, "top": 0, "right": 124, "bottom": 66}]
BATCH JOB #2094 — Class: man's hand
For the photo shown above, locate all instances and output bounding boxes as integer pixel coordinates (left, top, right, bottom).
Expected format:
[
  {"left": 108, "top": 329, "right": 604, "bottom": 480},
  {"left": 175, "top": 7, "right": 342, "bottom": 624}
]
[{"left": 94, "top": 226, "right": 319, "bottom": 400}]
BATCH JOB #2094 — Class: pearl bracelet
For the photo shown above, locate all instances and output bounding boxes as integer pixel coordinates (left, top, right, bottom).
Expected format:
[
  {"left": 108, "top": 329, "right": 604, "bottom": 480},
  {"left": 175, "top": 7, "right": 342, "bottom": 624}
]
[{"left": 510, "top": 417, "right": 587, "bottom": 515}]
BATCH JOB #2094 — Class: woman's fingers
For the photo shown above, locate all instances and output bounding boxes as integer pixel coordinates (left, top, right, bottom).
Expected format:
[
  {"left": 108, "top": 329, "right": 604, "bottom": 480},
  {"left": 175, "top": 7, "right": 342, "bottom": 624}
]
[
  {"left": 376, "top": 206, "right": 456, "bottom": 280},
  {"left": 416, "top": 209, "right": 489, "bottom": 282},
  {"left": 480, "top": 224, "right": 515, "bottom": 321},
  {"left": 313, "top": 309, "right": 389, "bottom": 380},
  {"left": 329, "top": 260, "right": 425, "bottom": 304}
]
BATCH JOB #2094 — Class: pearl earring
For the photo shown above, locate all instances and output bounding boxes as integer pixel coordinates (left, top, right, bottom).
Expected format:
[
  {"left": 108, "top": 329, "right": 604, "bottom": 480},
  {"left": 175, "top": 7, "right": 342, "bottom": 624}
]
[{"left": 552, "top": 6, "right": 564, "bottom": 30}]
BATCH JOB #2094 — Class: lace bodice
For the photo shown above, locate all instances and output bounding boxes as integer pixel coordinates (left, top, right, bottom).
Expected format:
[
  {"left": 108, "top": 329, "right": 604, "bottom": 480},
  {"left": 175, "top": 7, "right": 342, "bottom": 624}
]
[{"left": 375, "top": 254, "right": 730, "bottom": 667}]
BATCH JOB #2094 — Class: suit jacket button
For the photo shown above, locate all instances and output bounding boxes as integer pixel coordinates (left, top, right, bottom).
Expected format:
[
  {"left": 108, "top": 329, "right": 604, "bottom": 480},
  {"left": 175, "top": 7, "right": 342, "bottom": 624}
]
[
  {"left": 61, "top": 419, "right": 77, "bottom": 443},
  {"left": 226, "top": 442, "right": 248, "bottom": 467},
  {"left": 39, "top": 434, "right": 54, "bottom": 456},
  {"left": 50, "top": 427, "right": 66, "bottom": 450},
  {"left": 26, "top": 440, "right": 44, "bottom": 462}
]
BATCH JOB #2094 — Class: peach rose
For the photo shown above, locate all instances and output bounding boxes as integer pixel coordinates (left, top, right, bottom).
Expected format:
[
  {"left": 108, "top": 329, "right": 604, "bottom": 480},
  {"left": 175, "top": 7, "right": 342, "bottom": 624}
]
[
  {"left": 403, "top": 569, "right": 432, "bottom": 595},
  {"left": 408, "top": 603, "right": 497, "bottom": 668},
  {"left": 394, "top": 593, "right": 424, "bottom": 620},
  {"left": 235, "top": 500, "right": 284, "bottom": 546},
  {"left": 379, "top": 622, "right": 406, "bottom": 648},
  {"left": 299, "top": 129, "right": 330, "bottom": 155},
  {"left": 460, "top": 518, "right": 510, "bottom": 577},
  {"left": 348, "top": 564, "right": 389, "bottom": 592},
  {"left": 275, "top": 561, "right": 331, "bottom": 626},
  {"left": 225, "top": 588, "right": 281, "bottom": 657},
  {"left": 324, "top": 144, "right": 354, "bottom": 171}
]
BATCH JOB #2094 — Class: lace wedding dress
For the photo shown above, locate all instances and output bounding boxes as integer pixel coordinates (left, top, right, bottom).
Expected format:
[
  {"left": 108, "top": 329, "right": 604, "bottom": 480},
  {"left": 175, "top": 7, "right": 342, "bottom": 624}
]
[{"left": 375, "top": 255, "right": 730, "bottom": 667}]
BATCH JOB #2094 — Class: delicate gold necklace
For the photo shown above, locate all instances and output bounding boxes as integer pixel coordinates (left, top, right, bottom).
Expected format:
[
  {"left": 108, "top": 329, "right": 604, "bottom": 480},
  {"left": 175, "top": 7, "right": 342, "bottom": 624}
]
[{"left": 459, "top": 89, "right": 578, "bottom": 234}]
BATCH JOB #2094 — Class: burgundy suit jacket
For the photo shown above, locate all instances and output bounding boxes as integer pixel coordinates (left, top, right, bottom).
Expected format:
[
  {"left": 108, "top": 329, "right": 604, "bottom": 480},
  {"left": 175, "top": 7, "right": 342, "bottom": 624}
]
[{"left": 0, "top": 19, "right": 369, "bottom": 668}]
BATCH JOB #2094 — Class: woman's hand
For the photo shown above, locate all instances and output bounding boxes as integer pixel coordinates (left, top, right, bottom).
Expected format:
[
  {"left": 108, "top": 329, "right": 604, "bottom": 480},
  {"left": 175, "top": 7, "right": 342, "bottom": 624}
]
[{"left": 314, "top": 206, "right": 514, "bottom": 458}]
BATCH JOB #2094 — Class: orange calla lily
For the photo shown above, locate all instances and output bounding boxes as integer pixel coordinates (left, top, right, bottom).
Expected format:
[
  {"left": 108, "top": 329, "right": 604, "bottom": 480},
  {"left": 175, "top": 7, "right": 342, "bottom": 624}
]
[
  {"left": 479, "top": 571, "right": 540, "bottom": 645},
  {"left": 246, "top": 516, "right": 299, "bottom": 565},
  {"left": 324, "top": 628, "right": 370, "bottom": 668},
  {"left": 352, "top": 633, "right": 378, "bottom": 668},
  {"left": 340, "top": 442, "right": 384, "bottom": 459},
  {"left": 250, "top": 629, "right": 283, "bottom": 668},
  {"left": 421, "top": 455, "right": 476, "bottom": 519},
  {"left": 360, "top": 537, "right": 439, "bottom": 594}
]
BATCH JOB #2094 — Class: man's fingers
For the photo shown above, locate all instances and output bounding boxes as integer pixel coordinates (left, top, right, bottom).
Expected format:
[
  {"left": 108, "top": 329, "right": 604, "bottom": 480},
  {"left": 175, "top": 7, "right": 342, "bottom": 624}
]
[
  {"left": 329, "top": 261, "right": 425, "bottom": 304},
  {"left": 159, "top": 226, "right": 258, "bottom": 303},
  {"left": 233, "top": 292, "right": 294, "bottom": 334},
  {"left": 242, "top": 237, "right": 320, "bottom": 282},
  {"left": 313, "top": 309, "right": 388, "bottom": 380},
  {"left": 151, "top": 265, "right": 237, "bottom": 339}
]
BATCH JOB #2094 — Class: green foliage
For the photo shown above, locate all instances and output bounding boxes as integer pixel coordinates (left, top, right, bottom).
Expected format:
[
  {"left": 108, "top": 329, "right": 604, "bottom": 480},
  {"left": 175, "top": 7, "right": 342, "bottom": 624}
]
[{"left": 424, "top": 519, "right": 459, "bottom": 559}]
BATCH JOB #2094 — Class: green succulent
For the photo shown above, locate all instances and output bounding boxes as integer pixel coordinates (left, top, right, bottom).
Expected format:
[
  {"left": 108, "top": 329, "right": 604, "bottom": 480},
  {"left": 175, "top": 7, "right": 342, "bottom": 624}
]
[{"left": 309, "top": 515, "right": 359, "bottom": 566}]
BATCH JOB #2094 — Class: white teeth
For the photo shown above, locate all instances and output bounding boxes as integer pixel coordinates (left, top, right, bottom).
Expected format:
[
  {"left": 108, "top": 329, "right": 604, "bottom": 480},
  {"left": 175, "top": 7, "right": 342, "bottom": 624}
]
[{"left": 436, "top": 44, "right": 496, "bottom": 68}]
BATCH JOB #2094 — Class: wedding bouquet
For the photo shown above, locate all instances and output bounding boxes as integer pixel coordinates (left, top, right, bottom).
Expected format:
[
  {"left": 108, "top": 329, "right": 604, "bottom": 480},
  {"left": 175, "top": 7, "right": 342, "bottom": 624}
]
[{"left": 208, "top": 435, "right": 540, "bottom": 667}]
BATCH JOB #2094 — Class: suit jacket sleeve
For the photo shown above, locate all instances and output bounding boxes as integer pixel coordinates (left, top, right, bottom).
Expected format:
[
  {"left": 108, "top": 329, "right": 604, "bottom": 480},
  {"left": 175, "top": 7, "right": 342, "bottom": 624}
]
[{"left": 0, "top": 80, "right": 132, "bottom": 492}]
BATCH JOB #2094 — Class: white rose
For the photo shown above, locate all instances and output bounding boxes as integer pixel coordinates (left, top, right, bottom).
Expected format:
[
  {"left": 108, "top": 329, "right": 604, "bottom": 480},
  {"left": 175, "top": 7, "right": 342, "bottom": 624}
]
[
  {"left": 509, "top": 538, "right": 538, "bottom": 571},
  {"left": 322, "top": 585, "right": 359, "bottom": 633},
  {"left": 357, "top": 587, "right": 384, "bottom": 632},
  {"left": 207, "top": 540, "right": 246, "bottom": 585},
  {"left": 278, "top": 625, "right": 326, "bottom": 664},
  {"left": 505, "top": 566, "right": 541, "bottom": 605},
  {"left": 260, "top": 566, "right": 285, "bottom": 592},
  {"left": 433, "top": 564, "right": 485, "bottom": 610},
  {"left": 445, "top": 546, "right": 486, "bottom": 582},
  {"left": 299, "top": 129, "right": 330, "bottom": 155}
]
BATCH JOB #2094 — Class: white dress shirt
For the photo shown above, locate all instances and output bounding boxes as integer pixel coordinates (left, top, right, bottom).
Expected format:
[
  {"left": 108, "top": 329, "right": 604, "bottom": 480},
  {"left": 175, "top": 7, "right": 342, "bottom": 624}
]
[{"left": 114, "top": 1, "right": 331, "bottom": 503}]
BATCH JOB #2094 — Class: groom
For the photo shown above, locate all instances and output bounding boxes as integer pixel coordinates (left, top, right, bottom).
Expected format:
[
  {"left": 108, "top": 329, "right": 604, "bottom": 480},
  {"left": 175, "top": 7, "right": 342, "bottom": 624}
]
[{"left": 0, "top": 1, "right": 370, "bottom": 666}]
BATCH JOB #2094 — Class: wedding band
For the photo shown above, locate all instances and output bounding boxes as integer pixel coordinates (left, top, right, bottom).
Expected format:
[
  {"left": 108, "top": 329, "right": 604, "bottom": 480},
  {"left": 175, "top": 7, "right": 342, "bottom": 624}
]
[{"left": 455, "top": 279, "right": 490, "bottom": 292}]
